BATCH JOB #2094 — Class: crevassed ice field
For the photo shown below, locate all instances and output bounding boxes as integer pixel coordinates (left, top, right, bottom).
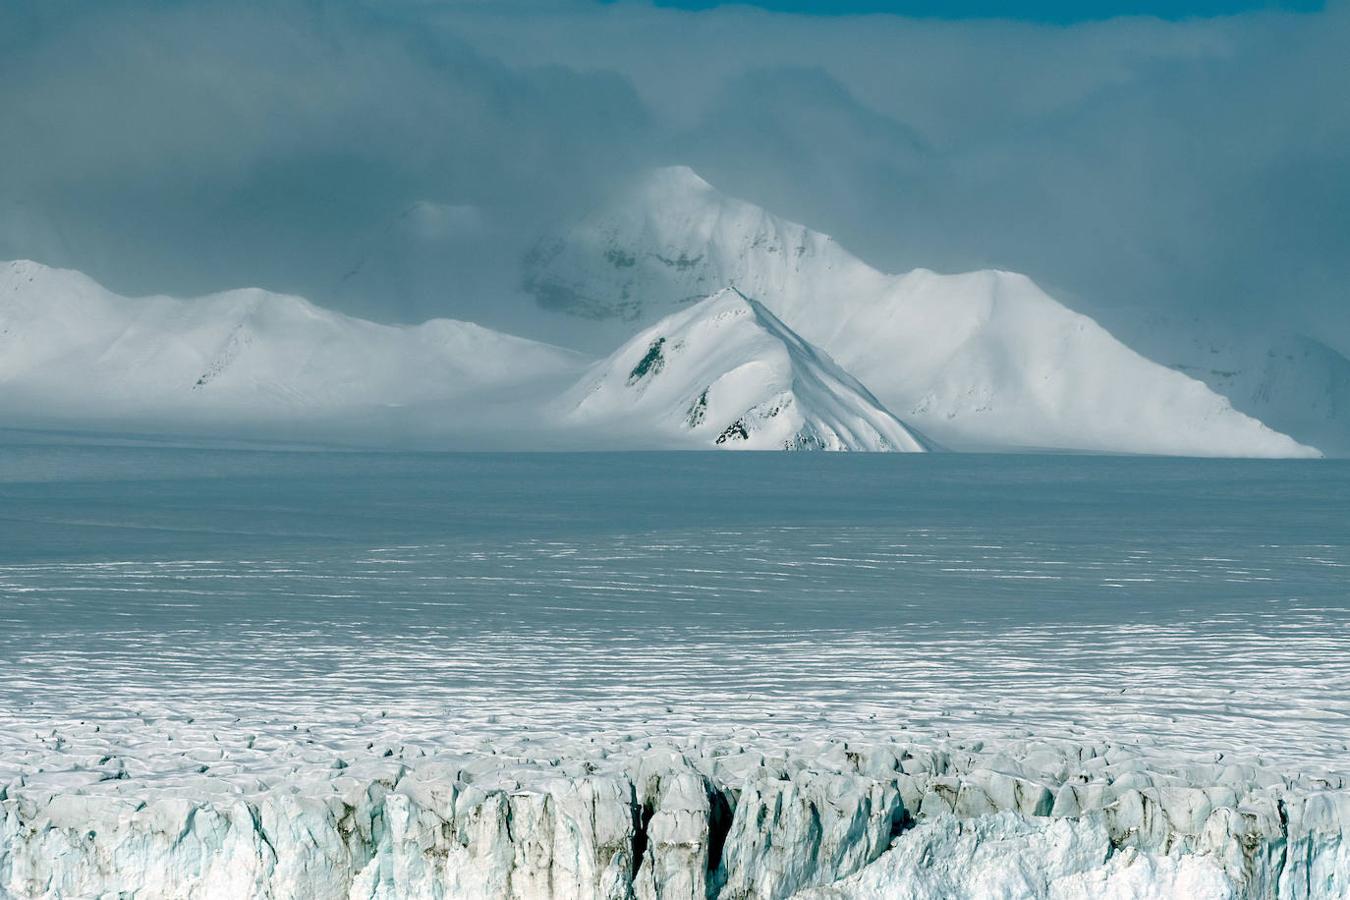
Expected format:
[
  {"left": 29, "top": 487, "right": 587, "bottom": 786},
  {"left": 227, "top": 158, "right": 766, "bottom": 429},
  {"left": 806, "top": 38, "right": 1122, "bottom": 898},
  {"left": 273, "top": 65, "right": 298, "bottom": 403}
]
[{"left": 3, "top": 436, "right": 1348, "bottom": 778}]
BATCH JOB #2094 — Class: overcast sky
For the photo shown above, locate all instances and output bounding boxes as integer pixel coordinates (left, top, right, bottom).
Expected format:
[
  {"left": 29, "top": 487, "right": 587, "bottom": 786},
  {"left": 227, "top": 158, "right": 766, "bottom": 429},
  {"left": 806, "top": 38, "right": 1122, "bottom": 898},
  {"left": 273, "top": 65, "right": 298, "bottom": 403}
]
[
  {"left": 1, "top": 0, "right": 1346, "bottom": 349},
  {"left": 630, "top": 0, "right": 1320, "bottom": 19}
]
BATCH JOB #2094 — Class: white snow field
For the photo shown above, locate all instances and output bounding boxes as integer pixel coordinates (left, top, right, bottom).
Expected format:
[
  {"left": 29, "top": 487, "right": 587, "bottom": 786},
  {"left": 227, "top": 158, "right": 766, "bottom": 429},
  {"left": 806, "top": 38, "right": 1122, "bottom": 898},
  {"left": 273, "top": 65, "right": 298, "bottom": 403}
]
[
  {"left": 526, "top": 167, "right": 1319, "bottom": 458},
  {"left": 560, "top": 289, "right": 928, "bottom": 451},
  {"left": 0, "top": 259, "right": 586, "bottom": 445},
  {"left": 2, "top": 446, "right": 1349, "bottom": 898}
]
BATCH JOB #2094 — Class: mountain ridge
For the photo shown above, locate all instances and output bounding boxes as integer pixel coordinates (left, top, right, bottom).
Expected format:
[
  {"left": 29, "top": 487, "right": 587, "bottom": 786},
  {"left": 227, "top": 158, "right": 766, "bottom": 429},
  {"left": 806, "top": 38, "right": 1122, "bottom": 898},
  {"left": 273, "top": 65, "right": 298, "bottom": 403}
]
[
  {"left": 0, "top": 258, "right": 585, "bottom": 439},
  {"left": 525, "top": 167, "right": 1320, "bottom": 459},
  {"left": 0, "top": 212, "right": 1328, "bottom": 458},
  {"left": 560, "top": 287, "right": 929, "bottom": 452}
]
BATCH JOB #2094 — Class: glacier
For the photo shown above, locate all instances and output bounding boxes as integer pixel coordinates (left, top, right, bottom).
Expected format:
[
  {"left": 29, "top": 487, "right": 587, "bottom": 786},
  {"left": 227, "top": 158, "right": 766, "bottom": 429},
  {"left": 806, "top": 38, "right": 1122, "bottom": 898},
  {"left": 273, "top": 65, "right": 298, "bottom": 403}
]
[
  {"left": 0, "top": 162, "right": 1340, "bottom": 898},
  {"left": 2, "top": 447, "right": 1348, "bottom": 897},
  {"left": 4, "top": 725, "right": 1349, "bottom": 899}
]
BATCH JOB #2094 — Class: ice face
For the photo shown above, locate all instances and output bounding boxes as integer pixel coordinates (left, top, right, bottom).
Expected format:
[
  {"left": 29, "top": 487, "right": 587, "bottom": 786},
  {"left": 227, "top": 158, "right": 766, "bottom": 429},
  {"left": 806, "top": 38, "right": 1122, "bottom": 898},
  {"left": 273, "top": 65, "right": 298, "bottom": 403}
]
[{"left": 4, "top": 728, "right": 1349, "bottom": 899}]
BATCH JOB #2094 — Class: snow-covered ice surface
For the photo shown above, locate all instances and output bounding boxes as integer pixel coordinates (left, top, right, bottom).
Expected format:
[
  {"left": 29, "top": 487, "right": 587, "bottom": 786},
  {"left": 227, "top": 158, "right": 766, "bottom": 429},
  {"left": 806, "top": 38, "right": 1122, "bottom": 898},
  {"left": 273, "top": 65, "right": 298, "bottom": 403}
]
[{"left": 2, "top": 443, "right": 1348, "bottom": 898}]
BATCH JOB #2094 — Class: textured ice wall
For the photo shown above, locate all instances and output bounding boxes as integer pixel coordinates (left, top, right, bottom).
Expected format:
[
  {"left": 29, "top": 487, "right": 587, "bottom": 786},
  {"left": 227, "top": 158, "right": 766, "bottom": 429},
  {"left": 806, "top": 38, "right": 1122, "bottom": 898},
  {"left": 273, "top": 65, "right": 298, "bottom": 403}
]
[{"left": 3, "top": 735, "right": 1349, "bottom": 899}]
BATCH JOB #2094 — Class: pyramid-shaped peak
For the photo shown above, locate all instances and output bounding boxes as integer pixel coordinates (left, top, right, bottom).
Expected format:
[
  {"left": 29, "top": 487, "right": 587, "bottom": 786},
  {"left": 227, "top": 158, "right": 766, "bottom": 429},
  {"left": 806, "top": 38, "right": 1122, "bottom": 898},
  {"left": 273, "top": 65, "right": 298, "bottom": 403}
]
[
  {"left": 562, "top": 288, "right": 928, "bottom": 453},
  {"left": 524, "top": 165, "right": 863, "bottom": 327}
]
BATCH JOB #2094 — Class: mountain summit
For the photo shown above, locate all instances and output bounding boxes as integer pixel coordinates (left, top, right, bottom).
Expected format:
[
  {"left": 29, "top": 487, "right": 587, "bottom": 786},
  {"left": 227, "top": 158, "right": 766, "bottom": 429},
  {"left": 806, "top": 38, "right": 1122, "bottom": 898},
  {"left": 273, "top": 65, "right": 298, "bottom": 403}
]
[
  {"left": 561, "top": 288, "right": 928, "bottom": 452},
  {"left": 526, "top": 165, "right": 850, "bottom": 324}
]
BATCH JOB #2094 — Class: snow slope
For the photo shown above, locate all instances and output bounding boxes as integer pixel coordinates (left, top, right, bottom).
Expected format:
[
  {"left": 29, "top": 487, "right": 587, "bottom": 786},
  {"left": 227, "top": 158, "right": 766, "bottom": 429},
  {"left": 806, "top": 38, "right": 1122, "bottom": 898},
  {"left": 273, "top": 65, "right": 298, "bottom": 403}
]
[
  {"left": 560, "top": 288, "right": 928, "bottom": 452},
  {"left": 0, "top": 259, "right": 585, "bottom": 441},
  {"left": 526, "top": 166, "right": 1319, "bottom": 458},
  {"left": 1112, "top": 311, "right": 1350, "bottom": 458}
]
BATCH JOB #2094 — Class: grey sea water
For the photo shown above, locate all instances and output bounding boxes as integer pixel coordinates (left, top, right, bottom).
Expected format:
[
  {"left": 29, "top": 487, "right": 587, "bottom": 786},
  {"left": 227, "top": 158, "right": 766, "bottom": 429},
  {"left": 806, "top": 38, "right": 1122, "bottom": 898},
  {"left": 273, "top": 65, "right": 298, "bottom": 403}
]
[{"left": 2, "top": 440, "right": 1348, "bottom": 773}]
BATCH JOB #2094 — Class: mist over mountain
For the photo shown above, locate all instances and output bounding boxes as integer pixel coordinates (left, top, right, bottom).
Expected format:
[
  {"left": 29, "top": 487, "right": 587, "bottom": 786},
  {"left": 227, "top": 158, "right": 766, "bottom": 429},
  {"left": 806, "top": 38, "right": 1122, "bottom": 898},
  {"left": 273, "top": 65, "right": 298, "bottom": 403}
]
[
  {"left": 1, "top": 0, "right": 1347, "bottom": 358},
  {"left": 527, "top": 166, "right": 1322, "bottom": 457}
]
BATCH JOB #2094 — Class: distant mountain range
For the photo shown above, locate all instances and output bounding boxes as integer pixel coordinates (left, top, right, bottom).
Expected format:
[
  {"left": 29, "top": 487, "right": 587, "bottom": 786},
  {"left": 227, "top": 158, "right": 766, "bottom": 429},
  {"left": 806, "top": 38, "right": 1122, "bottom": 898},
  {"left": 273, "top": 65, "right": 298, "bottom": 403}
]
[{"left": 0, "top": 166, "right": 1332, "bottom": 457}]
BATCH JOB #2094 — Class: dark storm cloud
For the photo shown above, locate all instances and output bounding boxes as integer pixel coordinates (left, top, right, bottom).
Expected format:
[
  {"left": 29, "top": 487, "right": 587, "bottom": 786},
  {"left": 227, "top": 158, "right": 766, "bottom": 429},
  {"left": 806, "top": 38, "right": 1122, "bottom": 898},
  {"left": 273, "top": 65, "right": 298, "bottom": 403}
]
[
  {"left": 0, "top": 0, "right": 653, "bottom": 324},
  {"left": 1, "top": 0, "right": 1346, "bottom": 347}
]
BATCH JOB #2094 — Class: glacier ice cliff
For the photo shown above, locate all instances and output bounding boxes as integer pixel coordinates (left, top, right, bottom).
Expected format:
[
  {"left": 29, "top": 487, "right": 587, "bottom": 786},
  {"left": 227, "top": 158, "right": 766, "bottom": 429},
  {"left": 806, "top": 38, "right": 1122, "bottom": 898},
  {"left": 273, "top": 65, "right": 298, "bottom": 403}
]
[{"left": 3, "top": 729, "right": 1349, "bottom": 899}]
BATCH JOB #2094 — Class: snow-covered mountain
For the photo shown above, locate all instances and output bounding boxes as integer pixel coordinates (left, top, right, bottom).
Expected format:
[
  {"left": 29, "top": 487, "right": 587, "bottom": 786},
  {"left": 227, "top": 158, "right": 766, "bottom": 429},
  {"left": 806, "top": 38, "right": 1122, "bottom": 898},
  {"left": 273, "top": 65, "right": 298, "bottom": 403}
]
[
  {"left": 560, "top": 288, "right": 928, "bottom": 452},
  {"left": 0, "top": 242, "right": 1327, "bottom": 458},
  {"left": 0, "top": 259, "right": 584, "bottom": 441},
  {"left": 1110, "top": 312, "right": 1350, "bottom": 458},
  {"left": 527, "top": 167, "right": 1320, "bottom": 458},
  {"left": 0, "top": 259, "right": 918, "bottom": 453}
]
